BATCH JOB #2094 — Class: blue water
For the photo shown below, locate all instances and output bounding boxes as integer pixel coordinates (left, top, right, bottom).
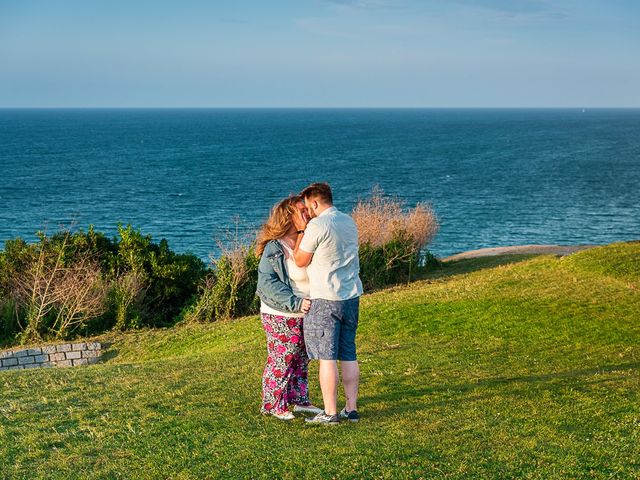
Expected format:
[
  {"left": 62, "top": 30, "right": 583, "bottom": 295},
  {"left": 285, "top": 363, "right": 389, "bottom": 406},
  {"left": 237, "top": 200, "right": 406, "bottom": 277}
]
[{"left": 1, "top": 108, "right": 638, "bottom": 260}]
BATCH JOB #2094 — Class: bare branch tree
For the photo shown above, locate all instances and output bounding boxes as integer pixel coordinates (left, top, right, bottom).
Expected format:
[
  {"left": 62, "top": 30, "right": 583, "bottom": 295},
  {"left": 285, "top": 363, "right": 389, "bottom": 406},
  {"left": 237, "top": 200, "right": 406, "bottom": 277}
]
[
  {"left": 13, "top": 234, "right": 69, "bottom": 340},
  {"left": 51, "top": 256, "right": 108, "bottom": 337},
  {"left": 10, "top": 230, "right": 111, "bottom": 340}
]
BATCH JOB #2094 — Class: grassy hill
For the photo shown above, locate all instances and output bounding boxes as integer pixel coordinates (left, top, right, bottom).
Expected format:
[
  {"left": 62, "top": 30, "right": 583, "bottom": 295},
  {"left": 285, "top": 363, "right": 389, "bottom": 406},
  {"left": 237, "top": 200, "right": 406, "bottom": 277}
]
[{"left": 1, "top": 242, "right": 639, "bottom": 479}]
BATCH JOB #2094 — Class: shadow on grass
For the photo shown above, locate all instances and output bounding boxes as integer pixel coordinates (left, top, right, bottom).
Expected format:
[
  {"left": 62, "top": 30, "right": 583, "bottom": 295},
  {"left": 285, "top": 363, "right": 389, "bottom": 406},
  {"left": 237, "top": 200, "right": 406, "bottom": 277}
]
[
  {"left": 98, "top": 341, "right": 117, "bottom": 362},
  {"left": 417, "top": 254, "right": 541, "bottom": 282},
  {"left": 363, "top": 361, "right": 640, "bottom": 416},
  {"left": 362, "top": 254, "right": 541, "bottom": 295}
]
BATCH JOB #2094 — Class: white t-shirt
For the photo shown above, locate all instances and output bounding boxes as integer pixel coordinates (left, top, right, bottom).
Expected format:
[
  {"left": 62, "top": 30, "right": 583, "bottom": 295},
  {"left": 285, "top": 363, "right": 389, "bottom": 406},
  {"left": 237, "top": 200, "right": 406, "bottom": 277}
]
[
  {"left": 260, "top": 240, "right": 310, "bottom": 318},
  {"left": 299, "top": 206, "right": 363, "bottom": 301}
]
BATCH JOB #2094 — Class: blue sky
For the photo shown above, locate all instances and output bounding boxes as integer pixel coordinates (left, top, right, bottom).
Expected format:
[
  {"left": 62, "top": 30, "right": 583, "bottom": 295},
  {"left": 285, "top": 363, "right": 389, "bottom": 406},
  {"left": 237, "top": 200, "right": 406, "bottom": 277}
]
[{"left": 1, "top": 0, "right": 638, "bottom": 107}]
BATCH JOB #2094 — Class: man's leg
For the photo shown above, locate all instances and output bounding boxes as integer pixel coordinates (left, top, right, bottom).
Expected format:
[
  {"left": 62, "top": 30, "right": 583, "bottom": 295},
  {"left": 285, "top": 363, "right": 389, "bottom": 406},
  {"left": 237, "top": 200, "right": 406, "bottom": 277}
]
[
  {"left": 339, "top": 297, "right": 360, "bottom": 413},
  {"left": 318, "top": 359, "right": 339, "bottom": 415},
  {"left": 341, "top": 360, "right": 359, "bottom": 412},
  {"left": 305, "top": 299, "right": 341, "bottom": 418}
]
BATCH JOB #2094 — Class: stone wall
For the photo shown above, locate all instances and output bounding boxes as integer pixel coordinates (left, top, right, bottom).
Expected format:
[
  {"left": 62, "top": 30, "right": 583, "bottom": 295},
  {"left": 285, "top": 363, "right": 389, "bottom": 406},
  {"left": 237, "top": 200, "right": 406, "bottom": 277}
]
[{"left": 0, "top": 342, "right": 102, "bottom": 371}]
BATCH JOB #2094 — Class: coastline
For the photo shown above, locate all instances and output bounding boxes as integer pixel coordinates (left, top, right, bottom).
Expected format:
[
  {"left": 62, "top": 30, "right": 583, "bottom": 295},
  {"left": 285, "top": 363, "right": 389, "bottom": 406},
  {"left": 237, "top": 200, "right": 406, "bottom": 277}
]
[{"left": 441, "top": 244, "right": 597, "bottom": 262}]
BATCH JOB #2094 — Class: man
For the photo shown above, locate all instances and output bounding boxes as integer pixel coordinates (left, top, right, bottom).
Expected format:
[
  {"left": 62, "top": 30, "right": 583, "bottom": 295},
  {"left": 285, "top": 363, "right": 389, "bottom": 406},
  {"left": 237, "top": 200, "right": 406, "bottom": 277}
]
[{"left": 293, "top": 182, "right": 363, "bottom": 425}]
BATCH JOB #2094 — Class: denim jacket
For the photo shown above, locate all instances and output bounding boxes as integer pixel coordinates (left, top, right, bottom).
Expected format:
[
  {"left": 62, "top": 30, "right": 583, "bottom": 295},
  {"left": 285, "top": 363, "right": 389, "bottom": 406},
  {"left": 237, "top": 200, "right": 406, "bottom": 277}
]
[{"left": 256, "top": 240, "right": 304, "bottom": 313}]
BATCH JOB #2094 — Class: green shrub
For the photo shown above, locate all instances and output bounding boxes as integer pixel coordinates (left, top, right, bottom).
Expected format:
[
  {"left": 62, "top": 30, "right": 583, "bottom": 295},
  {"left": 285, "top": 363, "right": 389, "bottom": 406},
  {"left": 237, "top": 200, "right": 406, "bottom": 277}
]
[
  {"left": 358, "top": 232, "right": 421, "bottom": 290},
  {"left": 182, "top": 245, "right": 259, "bottom": 323},
  {"left": 0, "top": 195, "right": 443, "bottom": 345},
  {"left": 352, "top": 188, "right": 440, "bottom": 291},
  {"left": 210, "top": 247, "right": 260, "bottom": 320},
  {"left": 109, "top": 270, "right": 146, "bottom": 331},
  {"left": 0, "top": 225, "right": 208, "bottom": 344},
  {"left": 0, "top": 298, "right": 21, "bottom": 346}
]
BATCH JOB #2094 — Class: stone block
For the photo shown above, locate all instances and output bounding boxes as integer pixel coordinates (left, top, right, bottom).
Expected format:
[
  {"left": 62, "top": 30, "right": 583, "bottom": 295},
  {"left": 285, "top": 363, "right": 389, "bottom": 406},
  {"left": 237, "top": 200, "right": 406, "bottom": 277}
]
[
  {"left": 1, "top": 358, "right": 18, "bottom": 367},
  {"left": 50, "top": 352, "right": 66, "bottom": 362},
  {"left": 2, "top": 342, "right": 103, "bottom": 370}
]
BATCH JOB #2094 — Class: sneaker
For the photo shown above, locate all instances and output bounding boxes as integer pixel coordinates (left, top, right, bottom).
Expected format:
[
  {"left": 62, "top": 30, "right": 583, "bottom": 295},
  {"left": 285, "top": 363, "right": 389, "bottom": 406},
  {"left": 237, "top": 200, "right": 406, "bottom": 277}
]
[
  {"left": 292, "top": 404, "right": 324, "bottom": 415},
  {"left": 272, "top": 411, "right": 295, "bottom": 421},
  {"left": 304, "top": 412, "right": 340, "bottom": 425},
  {"left": 339, "top": 407, "right": 360, "bottom": 422}
]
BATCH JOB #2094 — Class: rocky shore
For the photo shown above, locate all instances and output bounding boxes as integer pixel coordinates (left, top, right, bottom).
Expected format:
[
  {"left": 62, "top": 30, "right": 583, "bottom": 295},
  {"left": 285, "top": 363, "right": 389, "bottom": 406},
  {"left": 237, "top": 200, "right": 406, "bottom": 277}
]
[{"left": 442, "top": 244, "right": 596, "bottom": 262}]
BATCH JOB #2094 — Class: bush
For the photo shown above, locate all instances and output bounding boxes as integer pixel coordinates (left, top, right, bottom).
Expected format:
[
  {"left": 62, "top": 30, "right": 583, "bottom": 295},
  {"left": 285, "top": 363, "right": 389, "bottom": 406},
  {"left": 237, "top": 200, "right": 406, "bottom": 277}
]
[
  {"left": 113, "top": 225, "right": 207, "bottom": 328},
  {"left": 184, "top": 192, "right": 440, "bottom": 324},
  {"left": 0, "top": 225, "right": 207, "bottom": 344},
  {"left": 210, "top": 246, "right": 260, "bottom": 320},
  {"left": 110, "top": 269, "right": 146, "bottom": 331},
  {"left": 182, "top": 240, "right": 259, "bottom": 323},
  {"left": 0, "top": 299, "right": 20, "bottom": 346},
  {"left": 2, "top": 231, "right": 108, "bottom": 342},
  {"left": 358, "top": 233, "right": 421, "bottom": 290},
  {"left": 0, "top": 193, "right": 442, "bottom": 344},
  {"left": 352, "top": 188, "right": 439, "bottom": 290}
]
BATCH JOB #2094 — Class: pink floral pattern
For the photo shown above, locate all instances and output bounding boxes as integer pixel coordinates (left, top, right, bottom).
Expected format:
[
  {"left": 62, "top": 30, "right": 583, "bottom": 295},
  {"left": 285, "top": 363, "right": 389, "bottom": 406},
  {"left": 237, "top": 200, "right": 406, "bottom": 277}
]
[{"left": 261, "top": 313, "right": 311, "bottom": 414}]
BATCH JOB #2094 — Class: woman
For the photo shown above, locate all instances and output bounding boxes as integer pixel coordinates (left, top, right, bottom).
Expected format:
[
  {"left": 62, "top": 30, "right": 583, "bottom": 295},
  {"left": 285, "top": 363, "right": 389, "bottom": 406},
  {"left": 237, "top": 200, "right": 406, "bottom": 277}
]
[{"left": 255, "top": 195, "right": 322, "bottom": 420}]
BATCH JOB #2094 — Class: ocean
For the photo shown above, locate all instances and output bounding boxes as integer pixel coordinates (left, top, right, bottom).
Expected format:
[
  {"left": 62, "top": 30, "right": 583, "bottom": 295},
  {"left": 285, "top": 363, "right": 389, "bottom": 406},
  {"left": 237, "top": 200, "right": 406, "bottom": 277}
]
[{"left": 1, "top": 108, "right": 638, "bottom": 260}]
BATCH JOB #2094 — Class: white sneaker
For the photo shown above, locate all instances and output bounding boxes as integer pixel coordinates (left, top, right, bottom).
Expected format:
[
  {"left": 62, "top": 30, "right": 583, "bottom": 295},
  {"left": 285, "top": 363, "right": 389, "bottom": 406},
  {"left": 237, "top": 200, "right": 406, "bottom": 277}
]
[
  {"left": 292, "top": 404, "right": 324, "bottom": 415},
  {"left": 272, "top": 411, "right": 295, "bottom": 421}
]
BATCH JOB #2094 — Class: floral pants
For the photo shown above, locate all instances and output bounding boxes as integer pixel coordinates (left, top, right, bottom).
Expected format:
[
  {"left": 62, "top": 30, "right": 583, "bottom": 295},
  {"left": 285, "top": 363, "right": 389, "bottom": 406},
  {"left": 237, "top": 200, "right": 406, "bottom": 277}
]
[{"left": 261, "top": 313, "right": 310, "bottom": 414}]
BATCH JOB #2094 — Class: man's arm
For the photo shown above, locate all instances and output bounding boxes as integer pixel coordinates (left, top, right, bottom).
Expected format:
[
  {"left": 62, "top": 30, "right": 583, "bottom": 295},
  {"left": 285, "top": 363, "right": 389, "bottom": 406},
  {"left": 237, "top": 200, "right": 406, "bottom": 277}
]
[{"left": 293, "top": 231, "right": 313, "bottom": 267}]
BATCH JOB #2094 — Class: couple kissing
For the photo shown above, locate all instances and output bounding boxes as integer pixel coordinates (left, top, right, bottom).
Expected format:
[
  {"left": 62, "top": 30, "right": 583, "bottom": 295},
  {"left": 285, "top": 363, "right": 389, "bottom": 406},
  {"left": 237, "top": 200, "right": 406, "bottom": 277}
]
[{"left": 256, "top": 182, "right": 363, "bottom": 425}]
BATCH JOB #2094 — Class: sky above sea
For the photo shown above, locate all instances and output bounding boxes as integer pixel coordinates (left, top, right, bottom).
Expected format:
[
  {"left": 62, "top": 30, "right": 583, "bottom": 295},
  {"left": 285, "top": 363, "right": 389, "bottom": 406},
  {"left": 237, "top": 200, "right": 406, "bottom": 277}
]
[{"left": 0, "top": 0, "right": 639, "bottom": 108}]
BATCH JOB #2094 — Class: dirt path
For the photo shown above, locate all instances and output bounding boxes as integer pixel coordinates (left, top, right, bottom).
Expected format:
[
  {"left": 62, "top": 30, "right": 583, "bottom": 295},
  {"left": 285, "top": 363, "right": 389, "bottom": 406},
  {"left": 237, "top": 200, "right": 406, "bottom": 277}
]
[{"left": 442, "top": 244, "right": 596, "bottom": 262}]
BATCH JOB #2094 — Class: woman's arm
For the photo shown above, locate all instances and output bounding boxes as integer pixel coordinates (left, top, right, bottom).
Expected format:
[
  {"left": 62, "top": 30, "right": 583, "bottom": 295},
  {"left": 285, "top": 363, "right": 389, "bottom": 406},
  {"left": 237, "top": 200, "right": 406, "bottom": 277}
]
[{"left": 256, "top": 254, "right": 304, "bottom": 313}]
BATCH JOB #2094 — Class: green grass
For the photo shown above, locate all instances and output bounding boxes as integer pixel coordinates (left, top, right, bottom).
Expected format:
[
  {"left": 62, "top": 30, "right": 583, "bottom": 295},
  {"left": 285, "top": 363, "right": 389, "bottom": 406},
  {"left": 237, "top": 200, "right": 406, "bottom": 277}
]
[{"left": 1, "top": 242, "right": 639, "bottom": 479}]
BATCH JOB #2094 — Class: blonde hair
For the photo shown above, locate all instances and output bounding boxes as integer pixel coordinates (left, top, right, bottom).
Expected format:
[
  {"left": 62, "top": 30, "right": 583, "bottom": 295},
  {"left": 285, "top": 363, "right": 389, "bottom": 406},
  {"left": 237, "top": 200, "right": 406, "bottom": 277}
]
[{"left": 256, "top": 195, "right": 302, "bottom": 256}]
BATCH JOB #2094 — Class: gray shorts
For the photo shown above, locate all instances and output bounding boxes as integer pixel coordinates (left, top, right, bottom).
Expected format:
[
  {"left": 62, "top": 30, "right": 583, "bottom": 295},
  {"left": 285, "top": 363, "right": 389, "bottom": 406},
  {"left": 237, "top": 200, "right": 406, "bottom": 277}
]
[{"left": 304, "top": 297, "right": 359, "bottom": 361}]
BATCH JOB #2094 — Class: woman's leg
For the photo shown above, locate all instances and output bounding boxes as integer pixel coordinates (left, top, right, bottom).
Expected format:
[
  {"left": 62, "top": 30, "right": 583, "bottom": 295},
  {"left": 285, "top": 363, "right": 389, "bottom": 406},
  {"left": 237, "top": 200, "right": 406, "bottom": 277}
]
[
  {"left": 261, "top": 314, "right": 303, "bottom": 414},
  {"left": 286, "top": 317, "right": 311, "bottom": 406},
  {"left": 261, "top": 314, "right": 289, "bottom": 414}
]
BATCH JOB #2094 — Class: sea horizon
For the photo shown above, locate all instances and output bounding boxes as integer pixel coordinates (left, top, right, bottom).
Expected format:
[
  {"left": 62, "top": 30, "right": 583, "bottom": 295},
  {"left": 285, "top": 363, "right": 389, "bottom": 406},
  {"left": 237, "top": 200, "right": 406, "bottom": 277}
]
[
  {"left": 2, "top": 107, "right": 638, "bottom": 260},
  {"left": 2, "top": 106, "right": 640, "bottom": 110}
]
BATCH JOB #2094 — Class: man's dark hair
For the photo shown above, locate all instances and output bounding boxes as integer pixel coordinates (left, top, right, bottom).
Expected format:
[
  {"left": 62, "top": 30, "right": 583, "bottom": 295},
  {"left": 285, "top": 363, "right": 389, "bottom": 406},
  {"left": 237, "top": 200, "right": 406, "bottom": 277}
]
[{"left": 300, "top": 182, "right": 333, "bottom": 204}]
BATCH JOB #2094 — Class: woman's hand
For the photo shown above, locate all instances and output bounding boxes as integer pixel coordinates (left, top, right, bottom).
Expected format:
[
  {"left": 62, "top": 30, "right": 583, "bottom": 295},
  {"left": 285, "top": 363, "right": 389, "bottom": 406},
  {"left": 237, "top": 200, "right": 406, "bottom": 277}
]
[
  {"left": 293, "top": 209, "right": 308, "bottom": 232},
  {"left": 301, "top": 298, "right": 312, "bottom": 313}
]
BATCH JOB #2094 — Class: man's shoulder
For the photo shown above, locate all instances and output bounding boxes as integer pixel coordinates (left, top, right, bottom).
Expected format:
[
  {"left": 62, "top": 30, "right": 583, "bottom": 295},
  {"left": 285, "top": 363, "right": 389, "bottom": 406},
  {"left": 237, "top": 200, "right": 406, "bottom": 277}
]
[
  {"left": 333, "top": 210, "right": 357, "bottom": 230},
  {"left": 334, "top": 209, "right": 354, "bottom": 221},
  {"left": 308, "top": 215, "right": 330, "bottom": 229}
]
